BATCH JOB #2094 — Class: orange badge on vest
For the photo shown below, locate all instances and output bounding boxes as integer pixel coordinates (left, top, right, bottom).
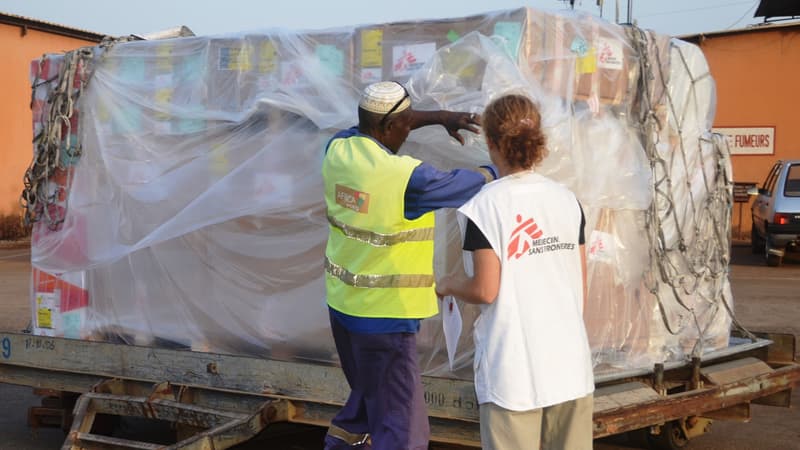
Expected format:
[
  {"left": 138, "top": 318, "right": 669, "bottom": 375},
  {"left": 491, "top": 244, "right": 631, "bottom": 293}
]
[{"left": 335, "top": 184, "right": 370, "bottom": 213}]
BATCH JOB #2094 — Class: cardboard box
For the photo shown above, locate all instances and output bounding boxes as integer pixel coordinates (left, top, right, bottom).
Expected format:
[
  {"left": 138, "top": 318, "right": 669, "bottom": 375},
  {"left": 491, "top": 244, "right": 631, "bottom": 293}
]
[
  {"left": 354, "top": 9, "right": 530, "bottom": 89},
  {"left": 528, "top": 12, "right": 634, "bottom": 106},
  {"left": 584, "top": 209, "right": 658, "bottom": 366},
  {"left": 206, "top": 31, "right": 354, "bottom": 111}
]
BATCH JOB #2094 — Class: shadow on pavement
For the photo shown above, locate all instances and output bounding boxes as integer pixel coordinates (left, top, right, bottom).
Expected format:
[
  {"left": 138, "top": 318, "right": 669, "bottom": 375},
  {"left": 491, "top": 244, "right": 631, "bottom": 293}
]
[{"left": 730, "top": 240, "right": 800, "bottom": 267}]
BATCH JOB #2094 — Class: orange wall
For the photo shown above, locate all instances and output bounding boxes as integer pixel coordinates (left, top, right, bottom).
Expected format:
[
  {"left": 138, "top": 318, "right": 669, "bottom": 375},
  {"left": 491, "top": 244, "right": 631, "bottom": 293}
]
[
  {"left": 0, "top": 23, "right": 95, "bottom": 216},
  {"left": 698, "top": 28, "right": 800, "bottom": 236}
]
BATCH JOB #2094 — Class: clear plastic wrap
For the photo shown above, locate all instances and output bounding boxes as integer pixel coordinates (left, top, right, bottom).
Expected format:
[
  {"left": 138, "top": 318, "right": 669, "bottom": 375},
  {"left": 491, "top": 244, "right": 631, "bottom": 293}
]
[{"left": 27, "top": 8, "right": 733, "bottom": 379}]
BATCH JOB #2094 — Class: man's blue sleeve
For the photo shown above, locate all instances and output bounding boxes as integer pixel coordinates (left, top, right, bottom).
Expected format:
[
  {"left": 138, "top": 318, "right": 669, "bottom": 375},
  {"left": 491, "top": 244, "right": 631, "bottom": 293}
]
[{"left": 404, "top": 163, "right": 497, "bottom": 220}]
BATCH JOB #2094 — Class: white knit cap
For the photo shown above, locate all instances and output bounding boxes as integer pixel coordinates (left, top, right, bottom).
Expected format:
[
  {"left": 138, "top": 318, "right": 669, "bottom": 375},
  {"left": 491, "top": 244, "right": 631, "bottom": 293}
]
[{"left": 359, "top": 81, "right": 411, "bottom": 115}]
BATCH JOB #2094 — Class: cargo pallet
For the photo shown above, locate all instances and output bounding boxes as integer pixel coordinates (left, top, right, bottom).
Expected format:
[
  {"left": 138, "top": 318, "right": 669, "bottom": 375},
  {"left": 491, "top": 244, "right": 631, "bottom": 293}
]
[{"left": 1, "top": 330, "right": 798, "bottom": 449}]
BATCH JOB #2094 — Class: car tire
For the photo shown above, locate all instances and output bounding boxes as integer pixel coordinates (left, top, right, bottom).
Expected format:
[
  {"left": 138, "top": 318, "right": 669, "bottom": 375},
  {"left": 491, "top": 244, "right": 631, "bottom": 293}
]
[
  {"left": 766, "top": 253, "right": 782, "bottom": 267},
  {"left": 765, "top": 236, "right": 783, "bottom": 267},
  {"left": 751, "top": 227, "right": 764, "bottom": 254}
]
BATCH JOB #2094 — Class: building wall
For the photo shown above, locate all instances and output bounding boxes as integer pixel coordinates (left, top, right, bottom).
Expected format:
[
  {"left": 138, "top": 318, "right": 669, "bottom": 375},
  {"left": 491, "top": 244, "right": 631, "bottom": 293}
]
[
  {"left": 0, "top": 23, "right": 95, "bottom": 217},
  {"left": 697, "top": 27, "right": 800, "bottom": 236}
]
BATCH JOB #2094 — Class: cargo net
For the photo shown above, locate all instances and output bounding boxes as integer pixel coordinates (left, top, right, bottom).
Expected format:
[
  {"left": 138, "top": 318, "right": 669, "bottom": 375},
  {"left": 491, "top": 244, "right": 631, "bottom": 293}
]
[
  {"left": 22, "top": 47, "right": 94, "bottom": 230},
  {"left": 22, "top": 37, "right": 130, "bottom": 231},
  {"left": 626, "top": 27, "right": 753, "bottom": 362},
  {"left": 23, "top": 9, "right": 746, "bottom": 377}
]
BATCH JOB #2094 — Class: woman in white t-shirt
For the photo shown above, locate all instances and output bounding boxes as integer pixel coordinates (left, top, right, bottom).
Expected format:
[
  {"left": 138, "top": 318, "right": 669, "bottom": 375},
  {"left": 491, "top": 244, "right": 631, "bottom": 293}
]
[{"left": 436, "top": 94, "right": 594, "bottom": 450}]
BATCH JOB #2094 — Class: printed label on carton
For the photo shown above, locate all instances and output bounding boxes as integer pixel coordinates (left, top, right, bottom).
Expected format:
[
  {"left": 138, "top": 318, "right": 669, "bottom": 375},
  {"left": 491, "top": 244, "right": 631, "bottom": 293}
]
[
  {"left": 493, "top": 22, "right": 523, "bottom": 59},
  {"left": 280, "top": 61, "right": 308, "bottom": 88},
  {"left": 588, "top": 230, "right": 616, "bottom": 263},
  {"left": 596, "top": 38, "right": 624, "bottom": 70},
  {"left": 360, "top": 67, "right": 383, "bottom": 84},
  {"left": 392, "top": 42, "right": 436, "bottom": 77},
  {"left": 259, "top": 41, "right": 278, "bottom": 73},
  {"left": 316, "top": 44, "right": 345, "bottom": 77},
  {"left": 97, "top": 101, "right": 111, "bottom": 123},
  {"left": 155, "top": 88, "right": 172, "bottom": 104},
  {"left": 177, "top": 118, "right": 205, "bottom": 134},
  {"left": 253, "top": 173, "right": 293, "bottom": 208},
  {"left": 154, "top": 73, "right": 173, "bottom": 88},
  {"left": 62, "top": 309, "right": 85, "bottom": 339},
  {"left": 219, "top": 46, "right": 253, "bottom": 71},
  {"left": 154, "top": 120, "right": 172, "bottom": 135},
  {"left": 447, "top": 30, "right": 461, "bottom": 43},
  {"left": 576, "top": 47, "right": 597, "bottom": 75},
  {"left": 154, "top": 89, "right": 172, "bottom": 121},
  {"left": 361, "top": 29, "right": 383, "bottom": 67},
  {"left": 33, "top": 84, "right": 49, "bottom": 101},
  {"left": 120, "top": 58, "right": 146, "bottom": 82},
  {"left": 210, "top": 143, "right": 229, "bottom": 176},
  {"left": 156, "top": 44, "right": 173, "bottom": 71},
  {"left": 180, "top": 53, "right": 205, "bottom": 81},
  {"left": 35, "top": 292, "right": 59, "bottom": 329},
  {"left": 112, "top": 107, "right": 142, "bottom": 134},
  {"left": 441, "top": 50, "right": 478, "bottom": 79},
  {"left": 570, "top": 37, "right": 589, "bottom": 57},
  {"left": 256, "top": 73, "right": 279, "bottom": 91}
]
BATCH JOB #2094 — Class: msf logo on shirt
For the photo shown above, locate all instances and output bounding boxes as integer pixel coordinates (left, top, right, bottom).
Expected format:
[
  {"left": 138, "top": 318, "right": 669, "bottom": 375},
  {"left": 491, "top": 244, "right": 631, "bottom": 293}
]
[
  {"left": 507, "top": 214, "right": 543, "bottom": 260},
  {"left": 335, "top": 184, "right": 370, "bottom": 214},
  {"left": 507, "top": 214, "right": 577, "bottom": 260}
]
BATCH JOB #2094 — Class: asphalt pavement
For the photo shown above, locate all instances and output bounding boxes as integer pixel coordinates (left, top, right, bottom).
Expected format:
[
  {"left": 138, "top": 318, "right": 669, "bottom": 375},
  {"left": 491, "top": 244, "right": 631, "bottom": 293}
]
[{"left": 0, "top": 383, "right": 64, "bottom": 449}]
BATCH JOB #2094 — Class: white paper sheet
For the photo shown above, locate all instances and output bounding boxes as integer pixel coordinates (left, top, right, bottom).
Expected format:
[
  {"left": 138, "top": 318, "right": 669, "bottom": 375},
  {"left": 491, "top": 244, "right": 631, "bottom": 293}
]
[{"left": 441, "top": 295, "right": 463, "bottom": 371}]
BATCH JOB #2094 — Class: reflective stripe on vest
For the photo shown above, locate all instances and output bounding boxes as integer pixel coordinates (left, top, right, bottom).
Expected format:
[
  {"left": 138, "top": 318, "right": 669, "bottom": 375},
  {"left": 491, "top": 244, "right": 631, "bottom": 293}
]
[
  {"left": 325, "top": 256, "right": 435, "bottom": 288},
  {"left": 327, "top": 214, "right": 434, "bottom": 247}
]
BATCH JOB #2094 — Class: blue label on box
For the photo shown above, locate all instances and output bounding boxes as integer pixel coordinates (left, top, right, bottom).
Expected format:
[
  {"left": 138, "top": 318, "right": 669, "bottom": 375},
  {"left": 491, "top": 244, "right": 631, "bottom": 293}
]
[
  {"left": 177, "top": 118, "right": 205, "bottom": 134},
  {"left": 112, "top": 106, "right": 142, "bottom": 134},
  {"left": 62, "top": 311, "right": 82, "bottom": 339},
  {"left": 493, "top": 22, "right": 523, "bottom": 59},
  {"left": 570, "top": 37, "right": 589, "bottom": 57},
  {"left": 180, "top": 53, "right": 205, "bottom": 81},
  {"left": 120, "top": 58, "right": 146, "bottom": 82},
  {"left": 316, "top": 44, "right": 345, "bottom": 78}
]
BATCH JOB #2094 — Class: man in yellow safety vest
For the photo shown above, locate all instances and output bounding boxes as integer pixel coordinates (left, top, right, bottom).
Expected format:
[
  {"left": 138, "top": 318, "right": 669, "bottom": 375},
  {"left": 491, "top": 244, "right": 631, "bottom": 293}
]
[{"left": 322, "top": 81, "right": 495, "bottom": 449}]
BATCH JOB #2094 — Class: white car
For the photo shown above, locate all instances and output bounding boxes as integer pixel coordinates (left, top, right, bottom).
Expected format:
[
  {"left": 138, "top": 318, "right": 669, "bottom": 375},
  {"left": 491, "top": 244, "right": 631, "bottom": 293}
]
[{"left": 749, "top": 159, "right": 800, "bottom": 266}]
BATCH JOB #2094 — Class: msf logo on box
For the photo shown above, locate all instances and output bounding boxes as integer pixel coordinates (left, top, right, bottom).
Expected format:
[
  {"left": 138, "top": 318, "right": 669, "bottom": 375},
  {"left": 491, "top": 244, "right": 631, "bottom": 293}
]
[{"left": 335, "top": 184, "right": 370, "bottom": 214}]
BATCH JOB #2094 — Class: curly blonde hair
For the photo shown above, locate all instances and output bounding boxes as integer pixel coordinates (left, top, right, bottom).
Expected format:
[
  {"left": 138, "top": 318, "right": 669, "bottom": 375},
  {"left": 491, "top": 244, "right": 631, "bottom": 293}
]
[{"left": 482, "top": 94, "right": 548, "bottom": 170}]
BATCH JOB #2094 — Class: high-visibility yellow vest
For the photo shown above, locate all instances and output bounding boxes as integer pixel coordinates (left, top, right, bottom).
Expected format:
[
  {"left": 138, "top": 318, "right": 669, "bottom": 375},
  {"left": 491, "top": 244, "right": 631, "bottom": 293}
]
[{"left": 322, "top": 134, "right": 438, "bottom": 319}]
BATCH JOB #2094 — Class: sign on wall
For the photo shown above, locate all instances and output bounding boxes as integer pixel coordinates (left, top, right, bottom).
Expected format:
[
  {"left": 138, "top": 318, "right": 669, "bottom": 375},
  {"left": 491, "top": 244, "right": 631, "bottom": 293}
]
[
  {"left": 732, "top": 181, "right": 757, "bottom": 203},
  {"left": 712, "top": 127, "right": 775, "bottom": 155}
]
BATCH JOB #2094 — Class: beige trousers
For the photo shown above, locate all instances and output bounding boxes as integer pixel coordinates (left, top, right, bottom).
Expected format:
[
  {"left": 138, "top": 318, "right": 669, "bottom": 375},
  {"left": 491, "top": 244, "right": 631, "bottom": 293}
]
[{"left": 479, "top": 393, "right": 593, "bottom": 450}]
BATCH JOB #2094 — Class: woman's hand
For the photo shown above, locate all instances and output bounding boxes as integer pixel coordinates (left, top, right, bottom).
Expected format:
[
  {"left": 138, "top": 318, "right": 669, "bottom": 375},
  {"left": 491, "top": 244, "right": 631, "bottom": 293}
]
[
  {"left": 436, "top": 249, "right": 500, "bottom": 305},
  {"left": 435, "top": 275, "right": 455, "bottom": 298}
]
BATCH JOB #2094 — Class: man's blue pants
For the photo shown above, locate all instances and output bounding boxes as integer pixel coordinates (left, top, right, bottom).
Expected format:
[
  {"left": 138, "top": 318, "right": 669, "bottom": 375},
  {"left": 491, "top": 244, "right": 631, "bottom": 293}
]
[{"left": 324, "top": 311, "right": 430, "bottom": 450}]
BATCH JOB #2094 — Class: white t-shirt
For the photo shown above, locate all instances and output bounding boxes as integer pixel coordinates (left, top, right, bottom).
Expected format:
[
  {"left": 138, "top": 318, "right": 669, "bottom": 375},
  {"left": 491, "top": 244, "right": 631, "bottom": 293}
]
[{"left": 458, "top": 171, "right": 594, "bottom": 411}]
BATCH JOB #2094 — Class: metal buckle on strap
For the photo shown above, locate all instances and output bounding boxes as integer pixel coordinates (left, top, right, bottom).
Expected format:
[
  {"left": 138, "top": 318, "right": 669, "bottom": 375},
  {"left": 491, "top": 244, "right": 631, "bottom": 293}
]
[
  {"left": 325, "top": 257, "right": 434, "bottom": 288},
  {"left": 327, "top": 424, "right": 370, "bottom": 446},
  {"left": 327, "top": 215, "right": 434, "bottom": 247}
]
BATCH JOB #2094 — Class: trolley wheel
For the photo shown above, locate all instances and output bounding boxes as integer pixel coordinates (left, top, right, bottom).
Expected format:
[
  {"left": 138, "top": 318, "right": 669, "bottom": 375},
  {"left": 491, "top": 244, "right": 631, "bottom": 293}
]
[{"left": 647, "top": 420, "right": 689, "bottom": 450}]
